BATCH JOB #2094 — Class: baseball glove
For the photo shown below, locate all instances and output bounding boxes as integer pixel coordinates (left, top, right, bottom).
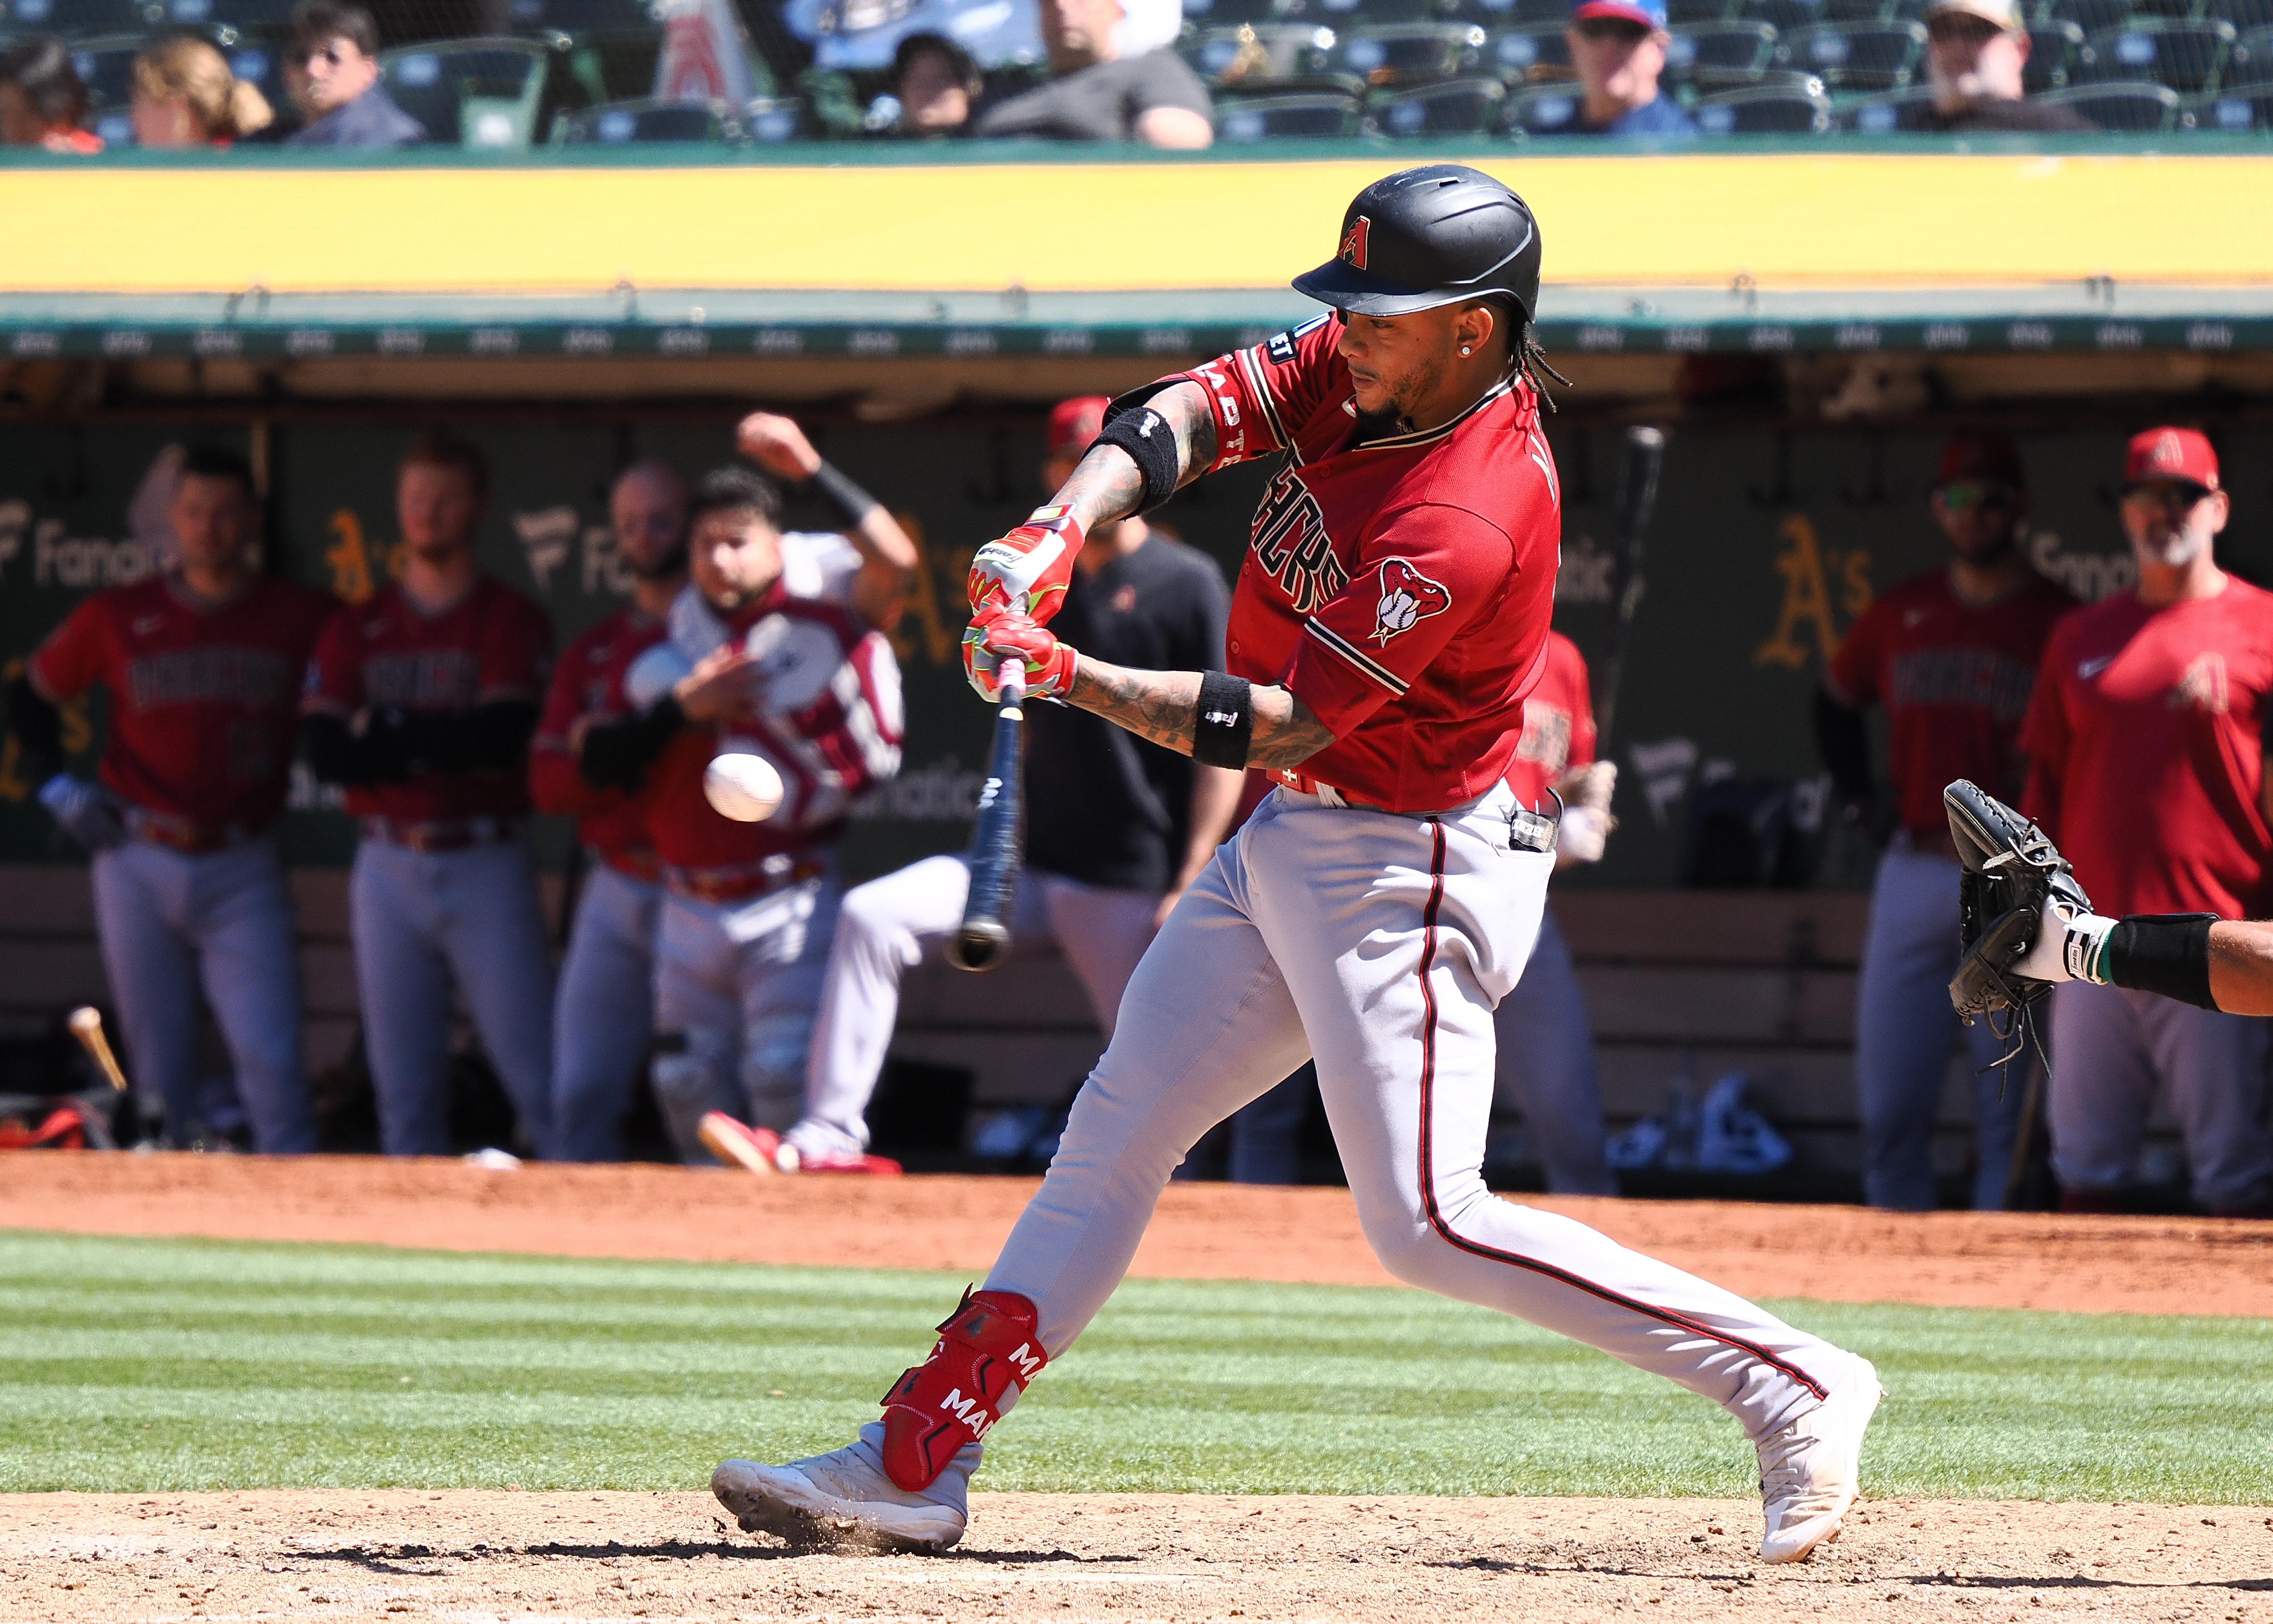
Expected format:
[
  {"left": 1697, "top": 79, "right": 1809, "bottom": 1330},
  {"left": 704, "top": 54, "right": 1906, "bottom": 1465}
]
[{"left": 1945, "top": 778, "right": 2094, "bottom": 1022}]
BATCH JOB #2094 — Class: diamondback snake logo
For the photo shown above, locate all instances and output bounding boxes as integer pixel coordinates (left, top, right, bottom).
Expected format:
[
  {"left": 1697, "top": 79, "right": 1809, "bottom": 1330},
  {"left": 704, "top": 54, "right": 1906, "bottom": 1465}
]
[{"left": 1370, "top": 557, "right": 1450, "bottom": 644}]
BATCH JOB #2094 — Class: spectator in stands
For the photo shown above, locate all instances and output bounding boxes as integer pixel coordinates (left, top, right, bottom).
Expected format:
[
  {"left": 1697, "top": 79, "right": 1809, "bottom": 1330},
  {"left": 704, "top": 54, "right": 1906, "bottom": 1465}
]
[
  {"left": 875, "top": 32, "right": 983, "bottom": 136},
  {"left": 283, "top": 0, "right": 426, "bottom": 147},
  {"left": 975, "top": 0, "right": 1213, "bottom": 146},
  {"left": 1918, "top": 0, "right": 2092, "bottom": 131},
  {"left": 132, "top": 37, "right": 274, "bottom": 147},
  {"left": 1565, "top": 0, "right": 1695, "bottom": 136},
  {"left": 0, "top": 38, "right": 101, "bottom": 152}
]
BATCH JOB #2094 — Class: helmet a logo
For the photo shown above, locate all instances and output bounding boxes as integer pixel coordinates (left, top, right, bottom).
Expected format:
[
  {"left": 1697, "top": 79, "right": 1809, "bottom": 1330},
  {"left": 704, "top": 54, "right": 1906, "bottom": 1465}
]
[
  {"left": 1370, "top": 557, "right": 1451, "bottom": 644},
  {"left": 1339, "top": 215, "right": 1372, "bottom": 270}
]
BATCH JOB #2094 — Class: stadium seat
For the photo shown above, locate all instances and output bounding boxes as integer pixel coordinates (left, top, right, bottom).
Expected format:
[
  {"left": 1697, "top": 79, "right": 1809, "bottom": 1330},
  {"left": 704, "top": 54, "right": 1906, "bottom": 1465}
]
[
  {"left": 2079, "top": 18, "right": 2234, "bottom": 93},
  {"left": 162, "top": 0, "right": 296, "bottom": 27},
  {"left": 1178, "top": 0, "right": 1307, "bottom": 26},
  {"left": 2, "top": 0, "right": 142, "bottom": 38},
  {"left": 740, "top": 92, "right": 803, "bottom": 138},
  {"left": 1739, "top": 0, "right": 1828, "bottom": 34},
  {"left": 1487, "top": 19, "right": 1573, "bottom": 77},
  {"left": 1778, "top": 20, "right": 1924, "bottom": 85},
  {"left": 2023, "top": 19, "right": 2084, "bottom": 89},
  {"left": 1837, "top": 82, "right": 1934, "bottom": 124},
  {"left": 1499, "top": 78, "right": 1587, "bottom": 127},
  {"left": 1310, "top": 0, "right": 1438, "bottom": 23},
  {"left": 1181, "top": 21, "right": 1337, "bottom": 81},
  {"left": 2205, "top": 80, "right": 2273, "bottom": 118},
  {"left": 2207, "top": 0, "right": 2273, "bottom": 32},
  {"left": 1331, "top": 19, "right": 1487, "bottom": 80},
  {"left": 1363, "top": 70, "right": 1504, "bottom": 128},
  {"left": 1692, "top": 76, "right": 1831, "bottom": 125},
  {"left": 1664, "top": 20, "right": 1778, "bottom": 84},
  {"left": 2040, "top": 77, "right": 2181, "bottom": 120},
  {"left": 62, "top": 33, "right": 140, "bottom": 140},
  {"left": 1817, "top": 0, "right": 1896, "bottom": 22},
  {"left": 1667, "top": 0, "right": 1740, "bottom": 22},
  {"left": 1214, "top": 82, "right": 1364, "bottom": 133},
  {"left": 379, "top": 37, "right": 556, "bottom": 147},
  {"left": 2047, "top": 0, "right": 2132, "bottom": 36},
  {"left": 509, "top": 0, "right": 658, "bottom": 29},
  {"left": 2223, "top": 23, "right": 2273, "bottom": 77},
  {"left": 553, "top": 94, "right": 734, "bottom": 140}
]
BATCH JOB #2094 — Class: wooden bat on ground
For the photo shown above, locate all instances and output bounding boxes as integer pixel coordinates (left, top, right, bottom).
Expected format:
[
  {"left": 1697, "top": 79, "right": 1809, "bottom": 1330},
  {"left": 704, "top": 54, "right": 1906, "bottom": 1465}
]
[
  {"left": 68, "top": 1005, "right": 129, "bottom": 1094},
  {"left": 947, "top": 664, "right": 1026, "bottom": 973},
  {"left": 1590, "top": 425, "right": 1667, "bottom": 752}
]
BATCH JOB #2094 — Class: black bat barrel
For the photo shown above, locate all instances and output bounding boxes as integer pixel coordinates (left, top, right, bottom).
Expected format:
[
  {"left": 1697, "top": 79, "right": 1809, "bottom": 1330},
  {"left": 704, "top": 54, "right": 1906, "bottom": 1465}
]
[{"left": 947, "top": 670, "right": 1027, "bottom": 973}]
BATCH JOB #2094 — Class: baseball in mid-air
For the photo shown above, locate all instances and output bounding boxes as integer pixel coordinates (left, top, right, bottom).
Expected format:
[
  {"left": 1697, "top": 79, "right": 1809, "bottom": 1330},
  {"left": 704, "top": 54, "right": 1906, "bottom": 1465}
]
[{"left": 704, "top": 749, "right": 785, "bottom": 822}]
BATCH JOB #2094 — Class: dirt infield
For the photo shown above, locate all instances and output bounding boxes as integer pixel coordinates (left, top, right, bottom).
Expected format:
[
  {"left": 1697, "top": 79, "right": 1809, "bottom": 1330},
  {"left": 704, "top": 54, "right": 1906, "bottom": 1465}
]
[
  {"left": 6, "top": 1489, "right": 2269, "bottom": 1624},
  {"left": 4, "top": 1152, "right": 2272, "bottom": 1316}
]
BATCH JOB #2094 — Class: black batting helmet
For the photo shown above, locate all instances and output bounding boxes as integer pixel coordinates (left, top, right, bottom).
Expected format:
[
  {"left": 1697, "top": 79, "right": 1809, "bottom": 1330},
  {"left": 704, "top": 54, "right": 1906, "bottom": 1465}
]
[{"left": 1291, "top": 165, "right": 1542, "bottom": 323}]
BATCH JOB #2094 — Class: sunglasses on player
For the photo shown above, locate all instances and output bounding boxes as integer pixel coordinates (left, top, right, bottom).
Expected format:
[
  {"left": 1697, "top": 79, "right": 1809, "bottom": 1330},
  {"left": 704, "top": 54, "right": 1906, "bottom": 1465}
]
[
  {"left": 2121, "top": 481, "right": 2214, "bottom": 512},
  {"left": 1937, "top": 481, "right": 2018, "bottom": 512},
  {"left": 286, "top": 40, "right": 358, "bottom": 66}
]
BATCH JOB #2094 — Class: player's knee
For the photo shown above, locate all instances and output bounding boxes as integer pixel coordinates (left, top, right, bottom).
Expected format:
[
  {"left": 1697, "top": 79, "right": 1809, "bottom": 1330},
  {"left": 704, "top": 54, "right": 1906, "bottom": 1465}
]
[
  {"left": 739, "top": 1016, "right": 813, "bottom": 1128},
  {"left": 837, "top": 882, "right": 919, "bottom": 967},
  {"left": 650, "top": 1028, "right": 729, "bottom": 1110},
  {"left": 1359, "top": 1215, "right": 1469, "bottom": 1293}
]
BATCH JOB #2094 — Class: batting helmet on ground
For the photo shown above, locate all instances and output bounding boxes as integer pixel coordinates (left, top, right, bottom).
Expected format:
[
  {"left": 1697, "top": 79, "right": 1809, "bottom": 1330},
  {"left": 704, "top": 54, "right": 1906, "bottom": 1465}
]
[{"left": 1291, "top": 165, "right": 1543, "bottom": 323}]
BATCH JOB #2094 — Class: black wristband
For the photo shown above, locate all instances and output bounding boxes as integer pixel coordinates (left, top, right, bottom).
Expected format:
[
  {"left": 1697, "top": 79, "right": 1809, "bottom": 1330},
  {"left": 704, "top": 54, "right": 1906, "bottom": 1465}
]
[
  {"left": 1193, "top": 671, "right": 1254, "bottom": 770},
  {"left": 1095, "top": 406, "right": 1182, "bottom": 516},
  {"left": 2107, "top": 913, "right": 2220, "bottom": 1010},
  {"left": 808, "top": 461, "right": 880, "bottom": 529}
]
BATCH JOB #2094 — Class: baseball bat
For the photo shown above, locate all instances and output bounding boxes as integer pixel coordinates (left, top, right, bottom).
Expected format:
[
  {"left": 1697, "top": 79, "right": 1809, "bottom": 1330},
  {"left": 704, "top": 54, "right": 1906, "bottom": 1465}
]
[
  {"left": 1590, "top": 425, "right": 1667, "bottom": 751},
  {"left": 947, "top": 664, "right": 1026, "bottom": 973},
  {"left": 67, "top": 1006, "right": 129, "bottom": 1094}
]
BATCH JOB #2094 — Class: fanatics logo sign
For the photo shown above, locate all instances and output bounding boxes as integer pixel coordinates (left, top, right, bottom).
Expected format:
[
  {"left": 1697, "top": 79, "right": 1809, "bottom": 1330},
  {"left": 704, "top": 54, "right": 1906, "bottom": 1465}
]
[{"left": 1339, "top": 215, "right": 1372, "bottom": 270}]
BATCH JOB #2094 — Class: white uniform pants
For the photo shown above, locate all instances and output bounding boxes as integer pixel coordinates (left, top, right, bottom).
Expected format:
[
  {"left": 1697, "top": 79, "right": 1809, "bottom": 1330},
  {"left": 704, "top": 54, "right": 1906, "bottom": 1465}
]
[
  {"left": 985, "top": 787, "right": 1854, "bottom": 1443},
  {"left": 350, "top": 839, "right": 557, "bottom": 1159},
  {"left": 2048, "top": 980, "right": 2273, "bottom": 1213},
  {"left": 91, "top": 838, "right": 312, "bottom": 1153},
  {"left": 651, "top": 873, "right": 841, "bottom": 1162},
  {"left": 1492, "top": 904, "right": 1615, "bottom": 1195},
  {"left": 800, "top": 854, "right": 1158, "bottom": 1158},
  {"left": 551, "top": 862, "right": 663, "bottom": 1162}
]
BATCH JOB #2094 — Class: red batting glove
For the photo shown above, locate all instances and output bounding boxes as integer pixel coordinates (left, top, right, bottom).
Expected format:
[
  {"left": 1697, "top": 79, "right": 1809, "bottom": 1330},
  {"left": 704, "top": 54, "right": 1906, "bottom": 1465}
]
[
  {"left": 966, "top": 505, "right": 1085, "bottom": 625},
  {"left": 961, "top": 607, "right": 1078, "bottom": 703}
]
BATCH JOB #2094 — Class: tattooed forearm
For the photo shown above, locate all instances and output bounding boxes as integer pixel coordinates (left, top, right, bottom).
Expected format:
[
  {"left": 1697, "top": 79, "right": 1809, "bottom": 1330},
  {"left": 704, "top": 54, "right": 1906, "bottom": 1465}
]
[
  {"left": 1067, "top": 657, "right": 1335, "bottom": 771},
  {"left": 1047, "top": 382, "right": 1221, "bottom": 531}
]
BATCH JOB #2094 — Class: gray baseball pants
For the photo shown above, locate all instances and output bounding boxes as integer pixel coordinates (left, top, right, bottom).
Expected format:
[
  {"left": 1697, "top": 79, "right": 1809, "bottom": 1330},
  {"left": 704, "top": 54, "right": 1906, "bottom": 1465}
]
[
  {"left": 984, "top": 786, "right": 1857, "bottom": 1444},
  {"left": 651, "top": 873, "right": 841, "bottom": 1162},
  {"left": 350, "top": 838, "right": 557, "bottom": 1158},
  {"left": 551, "top": 861, "right": 663, "bottom": 1162},
  {"left": 1854, "top": 846, "right": 2027, "bottom": 1211},
  {"left": 1492, "top": 903, "right": 1615, "bottom": 1195},
  {"left": 2048, "top": 979, "right": 2273, "bottom": 1214},
  {"left": 91, "top": 837, "right": 313, "bottom": 1153}
]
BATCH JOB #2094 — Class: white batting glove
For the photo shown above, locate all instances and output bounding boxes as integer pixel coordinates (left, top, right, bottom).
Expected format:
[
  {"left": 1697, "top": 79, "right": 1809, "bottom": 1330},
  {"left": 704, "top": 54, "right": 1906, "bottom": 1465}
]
[
  {"left": 39, "top": 773, "right": 128, "bottom": 852},
  {"left": 2011, "top": 893, "right": 2115, "bottom": 985},
  {"left": 1551, "top": 761, "right": 1617, "bottom": 868}
]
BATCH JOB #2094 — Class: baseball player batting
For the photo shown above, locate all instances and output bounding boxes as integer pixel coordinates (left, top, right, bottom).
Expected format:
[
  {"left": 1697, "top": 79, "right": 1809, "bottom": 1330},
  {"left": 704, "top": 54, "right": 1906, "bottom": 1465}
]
[{"left": 710, "top": 165, "right": 1881, "bottom": 1564}]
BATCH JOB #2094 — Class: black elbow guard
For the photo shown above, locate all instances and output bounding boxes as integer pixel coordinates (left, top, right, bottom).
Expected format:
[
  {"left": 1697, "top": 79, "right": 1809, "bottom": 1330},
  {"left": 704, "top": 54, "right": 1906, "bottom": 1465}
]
[{"left": 1095, "top": 405, "right": 1183, "bottom": 515}]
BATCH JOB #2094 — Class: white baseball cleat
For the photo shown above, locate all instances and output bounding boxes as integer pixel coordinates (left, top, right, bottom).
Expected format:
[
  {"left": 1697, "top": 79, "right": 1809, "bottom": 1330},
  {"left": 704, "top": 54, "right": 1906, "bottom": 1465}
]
[
  {"left": 1755, "top": 1355, "right": 1883, "bottom": 1563},
  {"left": 713, "top": 1430, "right": 969, "bottom": 1553},
  {"left": 699, "top": 1112, "right": 788, "bottom": 1176}
]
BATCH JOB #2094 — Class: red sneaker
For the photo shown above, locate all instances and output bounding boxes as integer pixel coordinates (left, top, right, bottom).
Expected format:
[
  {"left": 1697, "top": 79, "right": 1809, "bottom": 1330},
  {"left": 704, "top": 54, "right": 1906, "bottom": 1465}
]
[
  {"left": 783, "top": 1143, "right": 904, "bottom": 1176},
  {"left": 698, "top": 1112, "right": 786, "bottom": 1176}
]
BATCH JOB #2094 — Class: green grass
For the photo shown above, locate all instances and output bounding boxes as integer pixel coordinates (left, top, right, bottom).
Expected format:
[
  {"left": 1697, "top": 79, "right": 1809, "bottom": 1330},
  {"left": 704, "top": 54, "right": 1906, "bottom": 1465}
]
[{"left": 3, "top": 1230, "right": 2268, "bottom": 1503}]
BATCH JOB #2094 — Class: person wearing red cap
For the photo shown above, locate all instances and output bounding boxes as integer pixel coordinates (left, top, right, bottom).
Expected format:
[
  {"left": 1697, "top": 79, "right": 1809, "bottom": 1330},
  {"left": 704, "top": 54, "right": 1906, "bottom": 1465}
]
[
  {"left": 769, "top": 396, "right": 1244, "bottom": 1175},
  {"left": 1819, "top": 432, "right": 2077, "bottom": 1211},
  {"left": 2019, "top": 426, "right": 2273, "bottom": 1217},
  {"left": 1564, "top": 0, "right": 1696, "bottom": 136}
]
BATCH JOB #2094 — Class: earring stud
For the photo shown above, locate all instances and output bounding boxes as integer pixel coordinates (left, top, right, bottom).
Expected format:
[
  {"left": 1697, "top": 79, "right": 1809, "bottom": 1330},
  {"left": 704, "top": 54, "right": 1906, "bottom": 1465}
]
[{"left": 1460, "top": 345, "right": 1472, "bottom": 356}]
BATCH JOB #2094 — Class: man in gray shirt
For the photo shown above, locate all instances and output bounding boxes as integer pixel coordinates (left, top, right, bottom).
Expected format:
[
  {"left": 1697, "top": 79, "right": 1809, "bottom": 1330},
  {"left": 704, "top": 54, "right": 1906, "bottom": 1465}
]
[{"left": 977, "top": 0, "right": 1213, "bottom": 146}]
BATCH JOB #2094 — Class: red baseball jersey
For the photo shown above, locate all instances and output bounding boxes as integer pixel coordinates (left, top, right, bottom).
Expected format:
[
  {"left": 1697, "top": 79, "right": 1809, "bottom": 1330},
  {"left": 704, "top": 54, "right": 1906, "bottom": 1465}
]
[
  {"left": 530, "top": 606, "right": 670, "bottom": 863},
  {"left": 29, "top": 574, "right": 337, "bottom": 832},
  {"left": 303, "top": 573, "right": 554, "bottom": 823},
  {"left": 1503, "top": 629, "right": 1595, "bottom": 809},
  {"left": 645, "top": 582, "right": 903, "bottom": 872},
  {"left": 1170, "top": 312, "right": 1559, "bottom": 813},
  {"left": 1828, "top": 568, "right": 2077, "bottom": 836},
  {"left": 2021, "top": 578, "right": 2273, "bottom": 919}
]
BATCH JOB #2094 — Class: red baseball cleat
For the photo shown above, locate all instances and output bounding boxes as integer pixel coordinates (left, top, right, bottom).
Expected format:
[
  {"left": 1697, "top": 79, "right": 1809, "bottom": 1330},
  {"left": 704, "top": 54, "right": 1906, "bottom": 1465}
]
[
  {"left": 698, "top": 1112, "right": 787, "bottom": 1176},
  {"left": 782, "top": 1143, "right": 904, "bottom": 1176}
]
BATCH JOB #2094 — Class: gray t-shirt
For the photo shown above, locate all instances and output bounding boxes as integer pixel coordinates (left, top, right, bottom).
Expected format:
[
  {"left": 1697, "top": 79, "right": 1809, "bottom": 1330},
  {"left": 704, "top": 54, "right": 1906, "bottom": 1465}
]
[{"left": 975, "top": 50, "right": 1213, "bottom": 141}]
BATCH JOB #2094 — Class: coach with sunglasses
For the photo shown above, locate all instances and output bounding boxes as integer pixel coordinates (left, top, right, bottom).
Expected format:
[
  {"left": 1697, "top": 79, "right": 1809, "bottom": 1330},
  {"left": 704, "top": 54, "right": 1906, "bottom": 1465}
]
[
  {"left": 1818, "top": 433, "right": 2077, "bottom": 1211},
  {"left": 1562, "top": 0, "right": 1695, "bottom": 136},
  {"left": 282, "top": 0, "right": 425, "bottom": 147}
]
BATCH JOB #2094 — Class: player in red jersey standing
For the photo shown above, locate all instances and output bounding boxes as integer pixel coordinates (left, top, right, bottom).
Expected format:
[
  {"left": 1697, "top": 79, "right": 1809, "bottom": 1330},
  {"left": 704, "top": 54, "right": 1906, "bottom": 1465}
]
[
  {"left": 300, "top": 430, "right": 558, "bottom": 1159},
  {"left": 7, "top": 448, "right": 334, "bottom": 1151},
  {"left": 1494, "top": 628, "right": 1617, "bottom": 1194},
  {"left": 711, "top": 166, "right": 1880, "bottom": 1564},
  {"left": 1818, "top": 433, "right": 2076, "bottom": 1211},
  {"left": 2019, "top": 427, "right": 2273, "bottom": 1217}
]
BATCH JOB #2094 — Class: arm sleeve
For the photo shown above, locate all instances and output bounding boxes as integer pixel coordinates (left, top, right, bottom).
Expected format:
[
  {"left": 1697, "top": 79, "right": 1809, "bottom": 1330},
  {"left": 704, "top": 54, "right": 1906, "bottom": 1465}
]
[
  {"left": 1164, "top": 312, "right": 1345, "bottom": 475},
  {"left": 578, "top": 697, "right": 685, "bottom": 792},
  {"left": 299, "top": 711, "right": 408, "bottom": 786},
  {"left": 1814, "top": 686, "right": 1873, "bottom": 804},
  {"left": 398, "top": 701, "right": 539, "bottom": 773},
  {"left": 1279, "top": 503, "right": 1518, "bottom": 739},
  {"left": 4, "top": 673, "right": 65, "bottom": 785},
  {"left": 1135, "top": 51, "right": 1214, "bottom": 117}
]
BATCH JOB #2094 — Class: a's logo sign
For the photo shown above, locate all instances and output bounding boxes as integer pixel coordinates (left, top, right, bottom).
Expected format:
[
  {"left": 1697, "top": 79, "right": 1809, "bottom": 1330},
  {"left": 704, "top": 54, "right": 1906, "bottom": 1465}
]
[
  {"left": 1370, "top": 557, "right": 1450, "bottom": 644},
  {"left": 1250, "top": 465, "right": 1347, "bottom": 614},
  {"left": 1339, "top": 214, "right": 1372, "bottom": 270}
]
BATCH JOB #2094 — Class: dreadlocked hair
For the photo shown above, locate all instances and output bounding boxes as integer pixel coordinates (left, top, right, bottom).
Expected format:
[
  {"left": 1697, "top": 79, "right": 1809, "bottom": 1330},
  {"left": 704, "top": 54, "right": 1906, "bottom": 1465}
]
[{"left": 1516, "top": 322, "right": 1571, "bottom": 413}]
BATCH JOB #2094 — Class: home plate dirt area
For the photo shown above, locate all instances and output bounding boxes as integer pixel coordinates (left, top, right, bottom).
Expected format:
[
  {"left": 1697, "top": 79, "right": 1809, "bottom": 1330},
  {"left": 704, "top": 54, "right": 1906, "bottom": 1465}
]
[{"left": 4, "top": 1155, "right": 2273, "bottom": 1624}]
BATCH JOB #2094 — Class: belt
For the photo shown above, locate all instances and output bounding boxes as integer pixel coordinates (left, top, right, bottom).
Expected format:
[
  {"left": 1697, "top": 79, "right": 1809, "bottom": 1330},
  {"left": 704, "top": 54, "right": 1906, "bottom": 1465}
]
[
  {"left": 130, "top": 808, "right": 263, "bottom": 854},
  {"left": 597, "top": 846, "right": 665, "bottom": 885},
  {"left": 1271, "top": 768, "right": 1389, "bottom": 813},
  {"left": 665, "top": 853, "right": 828, "bottom": 905},
  {"left": 361, "top": 815, "right": 521, "bottom": 853}
]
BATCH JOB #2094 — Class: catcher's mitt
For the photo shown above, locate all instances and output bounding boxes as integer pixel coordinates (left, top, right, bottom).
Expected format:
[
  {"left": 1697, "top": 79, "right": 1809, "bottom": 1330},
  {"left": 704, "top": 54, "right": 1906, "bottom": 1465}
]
[{"left": 1945, "top": 778, "right": 2095, "bottom": 1023}]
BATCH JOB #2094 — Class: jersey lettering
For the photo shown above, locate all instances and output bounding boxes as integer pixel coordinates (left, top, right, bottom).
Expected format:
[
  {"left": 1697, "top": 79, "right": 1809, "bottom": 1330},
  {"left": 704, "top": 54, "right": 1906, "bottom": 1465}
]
[
  {"left": 1886, "top": 648, "right": 2038, "bottom": 722},
  {"left": 1250, "top": 465, "right": 1347, "bottom": 615},
  {"left": 125, "top": 647, "right": 296, "bottom": 712},
  {"left": 364, "top": 649, "right": 482, "bottom": 708},
  {"left": 1267, "top": 312, "right": 1333, "bottom": 366}
]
